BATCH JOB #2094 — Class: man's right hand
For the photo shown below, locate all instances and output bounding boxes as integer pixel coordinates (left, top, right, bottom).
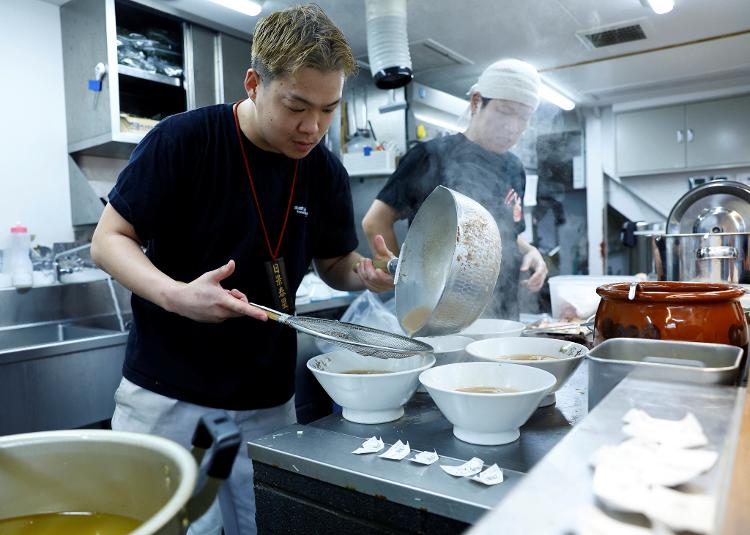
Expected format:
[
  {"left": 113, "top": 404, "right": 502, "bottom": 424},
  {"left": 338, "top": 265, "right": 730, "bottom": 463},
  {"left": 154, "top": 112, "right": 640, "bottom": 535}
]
[{"left": 164, "top": 260, "right": 268, "bottom": 323}]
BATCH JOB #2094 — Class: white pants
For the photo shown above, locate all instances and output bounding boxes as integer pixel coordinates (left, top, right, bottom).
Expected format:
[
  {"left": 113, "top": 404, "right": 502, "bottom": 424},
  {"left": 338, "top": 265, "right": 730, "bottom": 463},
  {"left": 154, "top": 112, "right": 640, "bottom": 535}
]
[{"left": 112, "top": 378, "right": 297, "bottom": 535}]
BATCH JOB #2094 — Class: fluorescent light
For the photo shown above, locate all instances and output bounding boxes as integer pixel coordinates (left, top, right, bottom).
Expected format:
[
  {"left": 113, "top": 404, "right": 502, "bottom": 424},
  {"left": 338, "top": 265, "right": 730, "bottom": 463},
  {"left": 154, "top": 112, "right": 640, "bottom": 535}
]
[
  {"left": 209, "top": 0, "right": 262, "bottom": 17},
  {"left": 646, "top": 0, "right": 674, "bottom": 14},
  {"left": 539, "top": 83, "right": 575, "bottom": 111}
]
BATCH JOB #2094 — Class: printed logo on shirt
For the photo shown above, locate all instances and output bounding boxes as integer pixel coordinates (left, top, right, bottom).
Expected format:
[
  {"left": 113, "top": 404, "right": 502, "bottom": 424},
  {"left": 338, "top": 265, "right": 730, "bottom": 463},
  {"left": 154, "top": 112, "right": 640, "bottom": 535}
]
[
  {"left": 504, "top": 188, "right": 523, "bottom": 223},
  {"left": 294, "top": 205, "right": 309, "bottom": 217}
]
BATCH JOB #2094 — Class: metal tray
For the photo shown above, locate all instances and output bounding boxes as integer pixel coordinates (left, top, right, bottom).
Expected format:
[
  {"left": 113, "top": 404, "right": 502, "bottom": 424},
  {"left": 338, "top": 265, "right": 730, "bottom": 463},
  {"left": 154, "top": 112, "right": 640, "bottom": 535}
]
[{"left": 587, "top": 338, "right": 743, "bottom": 409}]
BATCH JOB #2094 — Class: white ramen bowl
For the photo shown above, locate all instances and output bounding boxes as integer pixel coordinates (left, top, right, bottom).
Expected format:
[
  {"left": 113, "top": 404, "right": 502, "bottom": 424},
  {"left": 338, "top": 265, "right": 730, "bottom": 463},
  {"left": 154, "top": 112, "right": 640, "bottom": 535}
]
[
  {"left": 307, "top": 350, "right": 435, "bottom": 424},
  {"left": 419, "top": 362, "right": 556, "bottom": 445},
  {"left": 414, "top": 334, "right": 474, "bottom": 392},
  {"left": 415, "top": 335, "right": 474, "bottom": 366},
  {"left": 460, "top": 319, "right": 526, "bottom": 340},
  {"left": 465, "top": 337, "right": 587, "bottom": 407}
]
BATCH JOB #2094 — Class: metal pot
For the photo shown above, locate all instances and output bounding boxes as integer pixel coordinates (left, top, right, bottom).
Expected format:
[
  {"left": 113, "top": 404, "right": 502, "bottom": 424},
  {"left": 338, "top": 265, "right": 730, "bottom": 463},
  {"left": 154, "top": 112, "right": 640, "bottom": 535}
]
[
  {"left": 392, "top": 186, "right": 502, "bottom": 337},
  {"left": 0, "top": 411, "right": 239, "bottom": 534},
  {"left": 652, "top": 232, "right": 750, "bottom": 283}
]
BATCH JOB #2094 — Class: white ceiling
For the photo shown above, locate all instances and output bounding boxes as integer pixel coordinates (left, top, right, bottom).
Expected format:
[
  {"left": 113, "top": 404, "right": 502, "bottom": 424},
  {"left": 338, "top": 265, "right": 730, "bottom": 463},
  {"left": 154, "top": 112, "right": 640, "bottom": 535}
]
[{"left": 45, "top": 0, "right": 750, "bottom": 106}]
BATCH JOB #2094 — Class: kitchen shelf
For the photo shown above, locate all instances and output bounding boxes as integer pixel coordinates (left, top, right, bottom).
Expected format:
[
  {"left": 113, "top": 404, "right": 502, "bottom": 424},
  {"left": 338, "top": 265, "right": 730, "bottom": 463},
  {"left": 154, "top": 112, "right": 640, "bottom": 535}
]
[{"left": 118, "top": 65, "right": 182, "bottom": 87}]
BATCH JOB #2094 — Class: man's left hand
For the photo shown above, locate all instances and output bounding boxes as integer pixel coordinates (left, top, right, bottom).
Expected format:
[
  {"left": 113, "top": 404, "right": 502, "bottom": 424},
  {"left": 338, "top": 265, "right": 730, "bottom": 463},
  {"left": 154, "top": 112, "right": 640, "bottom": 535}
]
[
  {"left": 520, "top": 246, "right": 548, "bottom": 292},
  {"left": 354, "top": 235, "right": 396, "bottom": 293}
]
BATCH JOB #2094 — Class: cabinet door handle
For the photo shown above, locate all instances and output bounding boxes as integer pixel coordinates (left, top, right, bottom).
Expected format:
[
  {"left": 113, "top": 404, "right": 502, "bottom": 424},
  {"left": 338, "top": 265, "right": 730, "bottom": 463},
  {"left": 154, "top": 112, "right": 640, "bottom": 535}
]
[
  {"left": 687, "top": 128, "right": 694, "bottom": 142},
  {"left": 676, "top": 129, "right": 684, "bottom": 143}
]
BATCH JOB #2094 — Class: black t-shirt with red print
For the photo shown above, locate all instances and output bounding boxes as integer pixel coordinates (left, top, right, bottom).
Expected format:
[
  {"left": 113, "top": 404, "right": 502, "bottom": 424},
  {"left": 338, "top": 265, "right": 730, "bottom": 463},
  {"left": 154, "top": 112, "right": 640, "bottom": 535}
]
[
  {"left": 377, "top": 133, "right": 526, "bottom": 319},
  {"left": 109, "top": 104, "right": 357, "bottom": 410}
]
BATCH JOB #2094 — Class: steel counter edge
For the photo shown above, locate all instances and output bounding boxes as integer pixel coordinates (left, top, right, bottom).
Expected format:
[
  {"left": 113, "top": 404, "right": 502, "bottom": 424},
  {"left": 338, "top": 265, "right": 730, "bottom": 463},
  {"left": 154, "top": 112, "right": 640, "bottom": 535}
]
[{"left": 246, "top": 423, "right": 523, "bottom": 524}]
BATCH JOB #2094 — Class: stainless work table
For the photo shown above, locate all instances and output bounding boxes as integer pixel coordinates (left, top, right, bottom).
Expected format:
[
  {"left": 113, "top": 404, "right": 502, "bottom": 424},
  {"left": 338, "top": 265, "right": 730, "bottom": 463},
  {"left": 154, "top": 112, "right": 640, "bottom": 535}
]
[
  {"left": 247, "top": 362, "right": 588, "bottom": 531},
  {"left": 469, "top": 377, "right": 745, "bottom": 534}
]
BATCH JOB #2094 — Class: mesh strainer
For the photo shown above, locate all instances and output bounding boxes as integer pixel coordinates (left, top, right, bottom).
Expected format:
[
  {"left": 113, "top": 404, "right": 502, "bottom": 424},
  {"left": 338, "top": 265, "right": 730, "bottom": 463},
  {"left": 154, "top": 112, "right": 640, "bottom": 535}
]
[{"left": 251, "top": 303, "right": 434, "bottom": 359}]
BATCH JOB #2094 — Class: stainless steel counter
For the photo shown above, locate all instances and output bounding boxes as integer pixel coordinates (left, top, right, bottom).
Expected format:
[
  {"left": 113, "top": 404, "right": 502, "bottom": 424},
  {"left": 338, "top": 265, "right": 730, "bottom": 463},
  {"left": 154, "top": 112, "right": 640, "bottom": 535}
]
[
  {"left": 247, "top": 362, "right": 588, "bottom": 525},
  {"left": 468, "top": 377, "right": 745, "bottom": 534}
]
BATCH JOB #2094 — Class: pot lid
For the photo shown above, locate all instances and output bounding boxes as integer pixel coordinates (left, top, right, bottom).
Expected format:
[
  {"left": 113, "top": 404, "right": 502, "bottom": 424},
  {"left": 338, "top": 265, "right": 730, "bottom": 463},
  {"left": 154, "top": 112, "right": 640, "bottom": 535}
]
[{"left": 667, "top": 181, "right": 750, "bottom": 234}]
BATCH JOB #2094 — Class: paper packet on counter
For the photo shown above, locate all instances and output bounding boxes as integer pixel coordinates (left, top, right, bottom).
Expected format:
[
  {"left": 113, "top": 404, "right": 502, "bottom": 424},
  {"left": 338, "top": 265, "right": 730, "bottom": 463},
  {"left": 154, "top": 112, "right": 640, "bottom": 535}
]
[
  {"left": 440, "top": 457, "right": 484, "bottom": 477},
  {"left": 379, "top": 440, "right": 410, "bottom": 460},
  {"left": 591, "top": 439, "right": 717, "bottom": 487},
  {"left": 592, "top": 463, "right": 715, "bottom": 534},
  {"left": 470, "top": 464, "right": 504, "bottom": 485},
  {"left": 410, "top": 450, "right": 439, "bottom": 465},
  {"left": 352, "top": 436, "right": 384, "bottom": 454},
  {"left": 622, "top": 409, "right": 708, "bottom": 448}
]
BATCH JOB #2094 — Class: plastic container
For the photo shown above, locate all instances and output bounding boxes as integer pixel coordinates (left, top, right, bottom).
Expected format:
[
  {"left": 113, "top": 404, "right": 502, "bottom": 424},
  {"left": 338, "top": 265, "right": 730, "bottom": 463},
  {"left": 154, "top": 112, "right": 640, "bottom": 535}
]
[
  {"left": 5, "top": 224, "right": 33, "bottom": 289},
  {"left": 548, "top": 275, "right": 638, "bottom": 319}
]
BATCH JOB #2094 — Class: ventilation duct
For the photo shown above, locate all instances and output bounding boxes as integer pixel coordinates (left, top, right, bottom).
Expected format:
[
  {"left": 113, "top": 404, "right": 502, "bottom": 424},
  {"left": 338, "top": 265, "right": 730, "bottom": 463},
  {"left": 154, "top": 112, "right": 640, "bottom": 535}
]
[{"left": 365, "top": 0, "right": 413, "bottom": 89}]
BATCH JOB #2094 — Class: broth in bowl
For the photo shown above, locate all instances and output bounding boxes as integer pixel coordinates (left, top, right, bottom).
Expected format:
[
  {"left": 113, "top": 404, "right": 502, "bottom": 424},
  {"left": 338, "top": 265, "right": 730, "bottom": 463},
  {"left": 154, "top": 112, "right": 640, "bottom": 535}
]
[
  {"left": 419, "top": 362, "right": 557, "bottom": 445},
  {"left": 498, "top": 354, "right": 558, "bottom": 361},
  {"left": 307, "top": 350, "right": 436, "bottom": 424},
  {"left": 454, "top": 386, "right": 519, "bottom": 394},
  {"left": 465, "top": 337, "right": 588, "bottom": 407}
]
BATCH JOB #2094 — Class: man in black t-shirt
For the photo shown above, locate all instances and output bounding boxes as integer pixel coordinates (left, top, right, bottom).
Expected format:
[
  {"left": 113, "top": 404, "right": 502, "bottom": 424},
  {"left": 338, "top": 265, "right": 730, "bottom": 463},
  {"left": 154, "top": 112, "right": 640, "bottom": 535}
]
[
  {"left": 363, "top": 59, "right": 548, "bottom": 320},
  {"left": 91, "top": 6, "right": 393, "bottom": 535}
]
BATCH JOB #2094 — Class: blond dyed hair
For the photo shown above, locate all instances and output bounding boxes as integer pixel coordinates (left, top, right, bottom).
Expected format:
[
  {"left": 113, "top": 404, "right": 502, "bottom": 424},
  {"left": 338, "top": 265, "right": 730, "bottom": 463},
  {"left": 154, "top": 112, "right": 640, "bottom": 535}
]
[{"left": 251, "top": 4, "right": 357, "bottom": 82}]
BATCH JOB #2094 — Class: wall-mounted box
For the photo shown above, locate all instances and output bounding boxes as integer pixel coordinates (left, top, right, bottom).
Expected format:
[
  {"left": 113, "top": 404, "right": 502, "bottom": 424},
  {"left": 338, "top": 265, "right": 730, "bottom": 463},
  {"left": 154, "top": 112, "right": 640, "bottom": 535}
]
[{"left": 343, "top": 150, "right": 398, "bottom": 178}]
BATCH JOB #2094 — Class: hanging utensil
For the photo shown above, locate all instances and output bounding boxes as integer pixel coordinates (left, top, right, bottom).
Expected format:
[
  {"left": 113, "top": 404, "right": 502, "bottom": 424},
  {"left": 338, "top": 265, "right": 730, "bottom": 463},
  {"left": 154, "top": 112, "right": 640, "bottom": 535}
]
[{"left": 250, "top": 303, "right": 433, "bottom": 360}]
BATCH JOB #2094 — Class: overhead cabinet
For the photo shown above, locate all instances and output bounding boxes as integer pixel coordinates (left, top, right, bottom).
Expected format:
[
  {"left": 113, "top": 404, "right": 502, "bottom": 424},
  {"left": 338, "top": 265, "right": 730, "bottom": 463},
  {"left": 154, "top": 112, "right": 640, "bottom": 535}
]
[
  {"left": 61, "top": 0, "right": 251, "bottom": 159},
  {"left": 615, "top": 94, "right": 750, "bottom": 176},
  {"left": 62, "top": 0, "right": 186, "bottom": 158}
]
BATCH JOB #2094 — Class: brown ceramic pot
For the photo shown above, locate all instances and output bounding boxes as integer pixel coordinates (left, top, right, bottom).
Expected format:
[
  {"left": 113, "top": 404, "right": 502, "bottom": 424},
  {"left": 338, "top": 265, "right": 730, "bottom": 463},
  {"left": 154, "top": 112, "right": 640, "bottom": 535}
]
[{"left": 594, "top": 282, "right": 748, "bottom": 356}]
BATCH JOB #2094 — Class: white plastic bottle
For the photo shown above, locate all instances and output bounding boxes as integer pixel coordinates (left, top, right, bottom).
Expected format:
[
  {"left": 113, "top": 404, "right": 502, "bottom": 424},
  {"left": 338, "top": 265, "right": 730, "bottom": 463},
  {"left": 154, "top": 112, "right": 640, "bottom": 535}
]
[{"left": 7, "top": 224, "right": 33, "bottom": 289}]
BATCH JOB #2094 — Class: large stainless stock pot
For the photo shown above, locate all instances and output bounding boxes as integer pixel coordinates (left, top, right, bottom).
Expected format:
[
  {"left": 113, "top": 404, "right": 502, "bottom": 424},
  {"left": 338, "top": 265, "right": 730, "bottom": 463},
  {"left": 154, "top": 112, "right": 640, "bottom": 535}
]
[
  {"left": 653, "top": 181, "right": 750, "bottom": 283},
  {"left": 653, "top": 231, "right": 750, "bottom": 283},
  {"left": 0, "top": 411, "right": 240, "bottom": 534}
]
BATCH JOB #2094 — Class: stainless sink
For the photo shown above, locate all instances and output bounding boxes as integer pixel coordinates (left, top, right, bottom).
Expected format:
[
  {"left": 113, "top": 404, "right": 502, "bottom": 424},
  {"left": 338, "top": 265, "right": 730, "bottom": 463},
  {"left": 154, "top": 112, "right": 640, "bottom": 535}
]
[
  {"left": 0, "top": 323, "right": 118, "bottom": 352},
  {"left": 0, "top": 321, "right": 128, "bottom": 363},
  {"left": 0, "top": 321, "right": 129, "bottom": 435}
]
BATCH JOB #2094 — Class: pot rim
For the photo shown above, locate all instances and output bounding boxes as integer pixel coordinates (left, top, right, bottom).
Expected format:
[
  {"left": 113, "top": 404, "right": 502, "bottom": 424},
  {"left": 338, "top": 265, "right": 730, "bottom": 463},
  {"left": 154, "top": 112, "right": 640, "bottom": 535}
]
[
  {"left": 596, "top": 281, "right": 745, "bottom": 302},
  {"left": 652, "top": 231, "right": 750, "bottom": 238},
  {"left": 0, "top": 429, "right": 197, "bottom": 535}
]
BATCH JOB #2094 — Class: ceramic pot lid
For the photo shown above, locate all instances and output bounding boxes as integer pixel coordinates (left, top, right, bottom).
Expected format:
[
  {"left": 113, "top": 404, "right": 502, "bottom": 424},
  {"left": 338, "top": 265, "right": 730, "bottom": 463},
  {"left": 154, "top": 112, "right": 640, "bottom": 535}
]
[{"left": 667, "top": 180, "right": 750, "bottom": 234}]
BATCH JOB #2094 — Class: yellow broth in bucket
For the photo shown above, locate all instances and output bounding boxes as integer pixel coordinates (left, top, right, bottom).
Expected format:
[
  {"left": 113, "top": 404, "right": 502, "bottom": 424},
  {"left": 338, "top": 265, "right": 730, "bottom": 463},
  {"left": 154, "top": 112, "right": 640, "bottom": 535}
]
[{"left": 0, "top": 511, "right": 141, "bottom": 534}]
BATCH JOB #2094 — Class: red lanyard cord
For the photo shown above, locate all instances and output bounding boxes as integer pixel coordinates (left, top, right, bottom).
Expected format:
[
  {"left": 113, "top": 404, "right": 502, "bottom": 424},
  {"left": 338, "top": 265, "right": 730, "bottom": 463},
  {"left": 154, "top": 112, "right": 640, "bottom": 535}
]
[{"left": 233, "top": 101, "right": 299, "bottom": 261}]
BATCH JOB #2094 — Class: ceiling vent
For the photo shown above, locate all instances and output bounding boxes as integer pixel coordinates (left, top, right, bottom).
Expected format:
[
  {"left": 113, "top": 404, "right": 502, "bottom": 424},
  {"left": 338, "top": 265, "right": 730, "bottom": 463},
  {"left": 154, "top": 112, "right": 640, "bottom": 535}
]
[{"left": 577, "top": 21, "right": 648, "bottom": 50}]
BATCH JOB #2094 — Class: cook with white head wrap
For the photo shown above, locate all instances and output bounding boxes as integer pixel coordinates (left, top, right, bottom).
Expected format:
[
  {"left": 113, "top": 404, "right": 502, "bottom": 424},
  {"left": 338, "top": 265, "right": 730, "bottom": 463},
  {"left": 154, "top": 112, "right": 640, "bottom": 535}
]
[
  {"left": 363, "top": 57, "right": 549, "bottom": 323},
  {"left": 469, "top": 58, "right": 541, "bottom": 110}
]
